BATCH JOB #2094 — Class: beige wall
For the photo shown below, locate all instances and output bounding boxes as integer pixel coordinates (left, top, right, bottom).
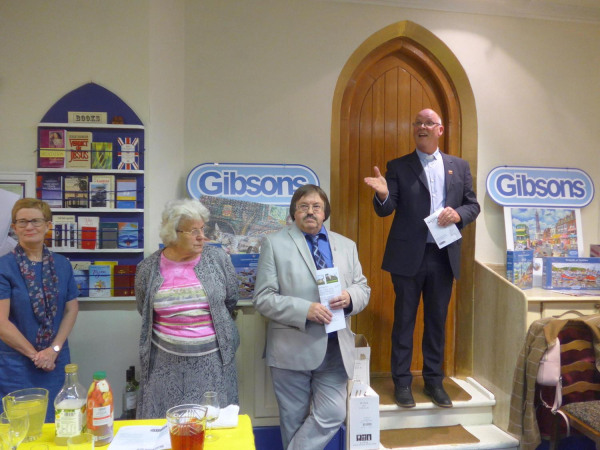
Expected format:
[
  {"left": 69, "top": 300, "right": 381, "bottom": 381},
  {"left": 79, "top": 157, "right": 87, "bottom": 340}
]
[
  {"left": 1, "top": 0, "right": 600, "bottom": 412},
  {"left": 182, "top": 0, "right": 600, "bottom": 263}
]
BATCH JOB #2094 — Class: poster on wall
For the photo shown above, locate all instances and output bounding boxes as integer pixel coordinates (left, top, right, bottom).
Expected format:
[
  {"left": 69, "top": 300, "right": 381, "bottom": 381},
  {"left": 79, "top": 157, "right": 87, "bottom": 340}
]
[
  {"left": 189, "top": 162, "right": 320, "bottom": 299},
  {"left": 504, "top": 207, "right": 583, "bottom": 257},
  {"left": 487, "top": 165, "right": 593, "bottom": 256},
  {"left": 201, "top": 195, "right": 291, "bottom": 299}
]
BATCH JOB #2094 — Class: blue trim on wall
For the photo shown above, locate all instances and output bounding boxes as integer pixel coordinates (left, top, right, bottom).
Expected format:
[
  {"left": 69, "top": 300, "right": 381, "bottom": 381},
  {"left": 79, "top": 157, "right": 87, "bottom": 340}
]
[
  {"left": 41, "top": 83, "right": 143, "bottom": 125},
  {"left": 254, "top": 425, "right": 345, "bottom": 450}
]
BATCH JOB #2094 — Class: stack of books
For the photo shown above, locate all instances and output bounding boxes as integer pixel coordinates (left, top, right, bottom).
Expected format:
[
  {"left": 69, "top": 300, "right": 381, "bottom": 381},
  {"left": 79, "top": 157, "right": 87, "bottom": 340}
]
[
  {"left": 72, "top": 261, "right": 137, "bottom": 298},
  {"left": 38, "top": 130, "right": 140, "bottom": 171},
  {"left": 44, "top": 216, "right": 140, "bottom": 250},
  {"left": 37, "top": 175, "right": 139, "bottom": 209}
]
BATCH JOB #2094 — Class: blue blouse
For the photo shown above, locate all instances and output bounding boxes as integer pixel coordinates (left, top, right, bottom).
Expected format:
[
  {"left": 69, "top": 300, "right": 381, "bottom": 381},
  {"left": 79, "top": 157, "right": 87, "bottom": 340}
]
[{"left": 0, "top": 251, "right": 79, "bottom": 422}]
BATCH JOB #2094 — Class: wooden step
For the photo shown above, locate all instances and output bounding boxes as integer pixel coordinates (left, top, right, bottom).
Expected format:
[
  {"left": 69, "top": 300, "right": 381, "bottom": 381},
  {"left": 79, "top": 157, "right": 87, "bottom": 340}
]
[
  {"left": 373, "top": 377, "right": 496, "bottom": 429},
  {"left": 379, "top": 424, "right": 518, "bottom": 449}
]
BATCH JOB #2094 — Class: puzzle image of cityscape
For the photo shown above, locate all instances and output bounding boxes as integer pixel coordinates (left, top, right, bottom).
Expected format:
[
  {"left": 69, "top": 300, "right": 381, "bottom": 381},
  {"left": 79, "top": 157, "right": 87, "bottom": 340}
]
[{"left": 506, "top": 208, "right": 582, "bottom": 257}]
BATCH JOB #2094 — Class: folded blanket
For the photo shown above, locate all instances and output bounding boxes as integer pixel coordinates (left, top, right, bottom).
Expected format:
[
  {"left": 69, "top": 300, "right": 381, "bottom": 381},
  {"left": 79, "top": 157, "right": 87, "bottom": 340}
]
[{"left": 208, "top": 404, "right": 239, "bottom": 429}]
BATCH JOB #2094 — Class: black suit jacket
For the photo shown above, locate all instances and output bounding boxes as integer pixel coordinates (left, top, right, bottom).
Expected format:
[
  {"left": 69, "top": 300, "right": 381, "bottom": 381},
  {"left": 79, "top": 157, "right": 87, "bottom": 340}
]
[{"left": 373, "top": 151, "right": 480, "bottom": 280}]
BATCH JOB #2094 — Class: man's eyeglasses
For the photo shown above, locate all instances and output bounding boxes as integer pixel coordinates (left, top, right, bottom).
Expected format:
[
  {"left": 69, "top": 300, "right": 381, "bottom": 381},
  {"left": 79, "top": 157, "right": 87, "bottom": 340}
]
[
  {"left": 412, "top": 121, "right": 441, "bottom": 128},
  {"left": 297, "top": 204, "right": 324, "bottom": 213},
  {"left": 176, "top": 228, "right": 205, "bottom": 237},
  {"left": 13, "top": 218, "right": 47, "bottom": 228}
]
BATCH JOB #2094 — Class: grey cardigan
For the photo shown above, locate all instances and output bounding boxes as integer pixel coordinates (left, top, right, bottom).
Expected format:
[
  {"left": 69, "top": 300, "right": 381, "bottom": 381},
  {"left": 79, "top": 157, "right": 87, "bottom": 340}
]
[{"left": 135, "top": 246, "right": 240, "bottom": 390}]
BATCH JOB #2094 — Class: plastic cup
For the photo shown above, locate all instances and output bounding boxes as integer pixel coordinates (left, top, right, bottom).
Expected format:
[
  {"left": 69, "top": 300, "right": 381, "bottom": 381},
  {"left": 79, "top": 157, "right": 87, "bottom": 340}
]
[
  {"left": 166, "top": 405, "right": 207, "bottom": 450},
  {"left": 67, "top": 433, "right": 94, "bottom": 450}
]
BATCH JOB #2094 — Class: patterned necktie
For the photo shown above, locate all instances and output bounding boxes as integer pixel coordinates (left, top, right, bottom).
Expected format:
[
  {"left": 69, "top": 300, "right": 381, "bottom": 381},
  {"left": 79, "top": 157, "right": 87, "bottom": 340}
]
[{"left": 309, "top": 234, "right": 327, "bottom": 270}]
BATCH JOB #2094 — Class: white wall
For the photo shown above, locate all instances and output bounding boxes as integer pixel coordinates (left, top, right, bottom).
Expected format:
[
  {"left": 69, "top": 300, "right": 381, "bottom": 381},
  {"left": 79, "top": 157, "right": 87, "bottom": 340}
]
[
  {"left": 1, "top": 0, "right": 600, "bottom": 414},
  {"left": 0, "top": 0, "right": 152, "bottom": 416}
]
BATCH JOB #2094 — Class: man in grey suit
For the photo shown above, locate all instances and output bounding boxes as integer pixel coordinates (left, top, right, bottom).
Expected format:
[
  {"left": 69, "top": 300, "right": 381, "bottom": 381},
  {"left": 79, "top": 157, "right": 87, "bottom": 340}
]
[{"left": 253, "top": 184, "right": 370, "bottom": 450}]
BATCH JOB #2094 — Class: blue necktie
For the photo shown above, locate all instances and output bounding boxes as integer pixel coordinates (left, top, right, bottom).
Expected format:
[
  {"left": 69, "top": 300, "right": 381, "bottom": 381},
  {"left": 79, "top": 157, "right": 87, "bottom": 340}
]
[{"left": 309, "top": 234, "right": 327, "bottom": 269}]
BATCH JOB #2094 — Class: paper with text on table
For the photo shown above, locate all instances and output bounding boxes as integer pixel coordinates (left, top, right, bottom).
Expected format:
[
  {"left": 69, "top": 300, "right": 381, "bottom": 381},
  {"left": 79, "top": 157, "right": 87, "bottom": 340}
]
[
  {"left": 316, "top": 267, "right": 346, "bottom": 333},
  {"left": 424, "top": 208, "right": 462, "bottom": 249},
  {"left": 107, "top": 425, "right": 170, "bottom": 450}
]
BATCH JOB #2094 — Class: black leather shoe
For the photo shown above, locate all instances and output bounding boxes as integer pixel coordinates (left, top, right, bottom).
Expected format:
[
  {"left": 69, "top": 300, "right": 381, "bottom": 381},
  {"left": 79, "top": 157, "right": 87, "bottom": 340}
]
[
  {"left": 423, "top": 385, "right": 453, "bottom": 408},
  {"left": 394, "top": 385, "right": 416, "bottom": 408}
]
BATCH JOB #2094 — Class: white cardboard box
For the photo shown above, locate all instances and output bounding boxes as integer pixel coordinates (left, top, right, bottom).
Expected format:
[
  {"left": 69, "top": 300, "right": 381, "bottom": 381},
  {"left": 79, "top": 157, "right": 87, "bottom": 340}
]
[
  {"left": 346, "top": 381, "right": 380, "bottom": 450},
  {"left": 354, "top": 334, "right": 371, "bottom": 386}
]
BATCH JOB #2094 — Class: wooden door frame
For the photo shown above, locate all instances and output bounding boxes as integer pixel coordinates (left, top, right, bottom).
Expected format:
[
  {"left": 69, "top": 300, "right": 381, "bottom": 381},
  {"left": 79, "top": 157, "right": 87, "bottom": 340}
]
[{"left": 330, "top": 20, "right": 478, "bottom": 377}]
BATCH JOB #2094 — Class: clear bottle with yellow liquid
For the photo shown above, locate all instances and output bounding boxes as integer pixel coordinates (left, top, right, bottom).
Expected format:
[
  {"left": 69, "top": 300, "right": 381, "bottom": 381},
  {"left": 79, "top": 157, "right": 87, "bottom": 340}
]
[{"left": 54, "top": 364, "right": 87, "bottom": 445}]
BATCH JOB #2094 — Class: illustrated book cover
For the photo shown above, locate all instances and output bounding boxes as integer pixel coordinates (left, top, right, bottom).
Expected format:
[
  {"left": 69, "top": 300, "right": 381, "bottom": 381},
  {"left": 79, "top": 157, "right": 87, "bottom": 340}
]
[
  {"left": 91, "top": 142, "right": 113, "bottom": 169},
  {"left": 36, "top": 175, "right": 63, "bottom": 208},
  {"left": 63, "top": 175, "right": 88, "bottom": 208},
  {"left": 117, "top": 137, "right": 140, "bottom": 170},
  {"left": 66, "top": 131, "right": 92, "bottom": 169}
]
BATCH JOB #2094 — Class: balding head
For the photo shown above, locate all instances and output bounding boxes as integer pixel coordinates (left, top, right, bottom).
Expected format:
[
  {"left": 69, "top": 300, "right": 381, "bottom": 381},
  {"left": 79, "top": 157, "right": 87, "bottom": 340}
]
[{"left": 412, "top": 109, "right": 444, "bottom": 154}]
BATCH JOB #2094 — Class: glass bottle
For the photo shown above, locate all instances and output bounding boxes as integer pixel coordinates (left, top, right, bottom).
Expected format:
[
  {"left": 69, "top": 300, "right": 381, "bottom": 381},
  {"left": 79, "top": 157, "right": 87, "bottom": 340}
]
[
  {"left": 54, "top": 363, "right": 87, "bottom": 446},
  {"left": 122, "top": 368, "right": 137, "bottom": 420},
  {"left": 87, "top": 371, "right": 114, "bottom": 446},
  {"left": 129, "top": 365, "right": 140, "bottom": 389}
]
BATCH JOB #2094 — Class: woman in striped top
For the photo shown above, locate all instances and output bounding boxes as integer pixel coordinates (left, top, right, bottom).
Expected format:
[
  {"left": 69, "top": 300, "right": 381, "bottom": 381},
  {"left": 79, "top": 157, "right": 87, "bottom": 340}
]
[{"left": 135, "top": 199, "right": 239, "bottom": 419}]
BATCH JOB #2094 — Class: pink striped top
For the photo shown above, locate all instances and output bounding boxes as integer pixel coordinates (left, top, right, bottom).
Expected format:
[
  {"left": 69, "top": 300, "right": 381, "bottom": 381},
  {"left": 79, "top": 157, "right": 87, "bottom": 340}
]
[{"left": 151, "top": 252, "right": 218, "bottom": 356}]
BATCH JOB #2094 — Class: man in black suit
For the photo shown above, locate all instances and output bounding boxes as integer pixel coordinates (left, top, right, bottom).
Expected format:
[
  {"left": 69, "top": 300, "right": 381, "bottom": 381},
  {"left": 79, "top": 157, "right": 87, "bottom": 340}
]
[{"left": 364, "top": 109, "right": 480, "bottom": 408}]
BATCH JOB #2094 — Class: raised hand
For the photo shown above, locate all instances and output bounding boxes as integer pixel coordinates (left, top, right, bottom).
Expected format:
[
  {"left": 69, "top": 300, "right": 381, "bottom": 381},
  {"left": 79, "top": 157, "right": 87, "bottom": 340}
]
[{"left": 364, "top": 166, "right": 389, "bottom": 201}]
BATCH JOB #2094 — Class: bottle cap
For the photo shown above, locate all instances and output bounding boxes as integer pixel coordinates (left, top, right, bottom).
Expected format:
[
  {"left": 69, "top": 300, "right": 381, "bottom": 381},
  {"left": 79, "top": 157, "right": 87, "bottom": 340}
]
[
  {"left": 93, "top": 371, "right": 106, "bottom": 380},
  {"left": 65, "top": 364, "right": 78, "bottom": 373},
  {"left": 126, "top": 368, "right": 131, "bottom": 381}
]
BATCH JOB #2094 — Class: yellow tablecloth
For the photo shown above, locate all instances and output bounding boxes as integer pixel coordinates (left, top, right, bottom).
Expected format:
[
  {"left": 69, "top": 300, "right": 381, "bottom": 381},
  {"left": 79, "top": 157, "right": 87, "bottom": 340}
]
[{"left": 18, "top": 415, "right": 255, "bottom": 449}]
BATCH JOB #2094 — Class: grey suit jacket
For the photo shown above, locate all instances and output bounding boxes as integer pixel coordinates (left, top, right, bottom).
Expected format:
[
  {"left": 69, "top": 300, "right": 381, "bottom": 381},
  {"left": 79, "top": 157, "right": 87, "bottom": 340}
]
[{"left": 253, "top": 223, "right": 370, "bottom": 378}]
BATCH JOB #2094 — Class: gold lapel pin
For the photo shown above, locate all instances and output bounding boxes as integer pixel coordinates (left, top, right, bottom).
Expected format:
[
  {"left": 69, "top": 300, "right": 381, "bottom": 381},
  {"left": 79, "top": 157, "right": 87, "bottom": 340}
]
[{"left": 448, "top": 170, "right": 453, "bottom": 175}]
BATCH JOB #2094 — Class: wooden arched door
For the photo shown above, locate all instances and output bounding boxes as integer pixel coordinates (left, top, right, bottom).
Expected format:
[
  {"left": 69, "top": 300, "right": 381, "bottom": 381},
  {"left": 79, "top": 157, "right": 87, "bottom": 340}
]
[{"left": 331, "top": 23, "right": 478, "bottom": 378}]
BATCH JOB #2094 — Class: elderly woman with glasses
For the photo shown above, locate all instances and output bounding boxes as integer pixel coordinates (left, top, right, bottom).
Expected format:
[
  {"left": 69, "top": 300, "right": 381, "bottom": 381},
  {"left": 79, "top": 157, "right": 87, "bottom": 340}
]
[
  {"left": 0, "top": 198, "right": 79, "bottom": 422},
  {"left": 135, "top": 199, "right": 240, "bottom": 418}
]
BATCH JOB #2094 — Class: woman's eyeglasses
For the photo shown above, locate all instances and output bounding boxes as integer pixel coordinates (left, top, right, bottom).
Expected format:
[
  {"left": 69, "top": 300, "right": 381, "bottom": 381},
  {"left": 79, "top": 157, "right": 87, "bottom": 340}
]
[
  {"left": 177, "top": 228, "right": 205, "bottom": 237},
  {"left": 13, "top": 218, "right": 47, "bottom": 228}
]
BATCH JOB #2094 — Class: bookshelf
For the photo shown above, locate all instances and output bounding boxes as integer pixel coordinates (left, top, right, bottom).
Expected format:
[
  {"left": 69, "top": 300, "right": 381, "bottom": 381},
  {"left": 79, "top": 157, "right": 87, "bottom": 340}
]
[{"left": 36, "top": 83, "right": 145, "bottom": 301}]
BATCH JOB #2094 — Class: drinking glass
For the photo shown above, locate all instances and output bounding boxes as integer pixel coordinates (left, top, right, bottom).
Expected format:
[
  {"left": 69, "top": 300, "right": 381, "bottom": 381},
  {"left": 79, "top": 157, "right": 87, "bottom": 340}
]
[
  {"left": 0, "top": 411, "right": 29, "bottom": 450},
  {"left": 166, "top": 405, "right": 207, "bottom": 450},
  {"left": 2, "top": 387, "right": 48, "bottom": 442},
  {"left": 0, "top": 427, "right": 9, "bottom": 450},
  {"left": 67, "top": 433, "right": 94, "bottom": 450},
  {"left": 201, "top": 391, "right": 220, "bottom": 442}
]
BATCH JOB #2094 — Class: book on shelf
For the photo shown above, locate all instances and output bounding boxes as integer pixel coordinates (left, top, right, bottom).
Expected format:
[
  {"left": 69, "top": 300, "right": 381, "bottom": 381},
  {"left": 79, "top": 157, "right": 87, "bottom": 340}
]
[
  {"left": 39, "top": 129, "right": 66, "bottom": 168},
  {"left": 114, "top": 265, "right": 136, "bottom": 296},
  {"left": 91, "top": 142, "right": 113, "bottom": 169},
  {"left": 81, "top": 227, "right": 97, "bottom": 250},
  {"left": 117, "top": 137, "right": 140, "bottom": 170},
  {"left": 44, "top": 228, "right": 53, "bottom": 247},
  {"left": 36, "top": 175, "right": 63, "bottom": 208},
  {"left": 71, "top": 261, "right": 92, "bottom": 298},
  {"left": 89, "top": 265, "right": 111, "bottom": 298},
  {"left": 63, "top": 175, "right": 88, "bottom": 208},
  {"left": 77, "top": 216, "right": 99, "bottom": 249},
  {"left": 118, "top": 222, "right": 139, "bottom": 249},
  {"left": 99, "top": 222, "right": 118, "bottom": 249},
  {"left": 66, "top": 131, "right": 92, "bottom": 169},
  {"left": 116, "top": 178, "right": 137, "bottom": 209},
  {"left": 90, "top": 175, "right": 115, "bottom": 208},
  {"left": 52, "top": 215, "right": 77, "bottom": 250},
  {"left": 95, "top": 261, "right": 118, "bottom": 296}
]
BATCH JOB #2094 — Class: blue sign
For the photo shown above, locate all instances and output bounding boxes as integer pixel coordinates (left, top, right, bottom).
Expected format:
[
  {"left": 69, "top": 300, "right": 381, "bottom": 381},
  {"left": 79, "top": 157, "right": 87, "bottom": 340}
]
[
  {"left": 186, "top": 163, "right": 320, "bottom": 205},
  {"left": 486, "top": 166, "right": 594, "bottom": 208}
]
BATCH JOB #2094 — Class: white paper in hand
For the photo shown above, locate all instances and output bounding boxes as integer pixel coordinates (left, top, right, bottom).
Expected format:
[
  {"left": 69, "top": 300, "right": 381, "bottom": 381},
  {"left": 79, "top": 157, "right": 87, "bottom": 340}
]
[
  {"left": 424, "top": 209, "right": 461, "bottom": 249},
  {"left": 316, "top": 267, "right": 346, "bottom": 333}
]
